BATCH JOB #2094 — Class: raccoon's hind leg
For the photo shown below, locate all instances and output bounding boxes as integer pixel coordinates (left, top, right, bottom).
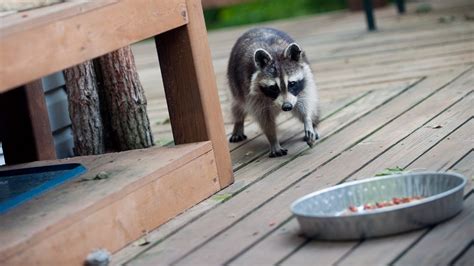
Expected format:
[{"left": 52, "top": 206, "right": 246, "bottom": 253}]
[
  {"left": 230, "top": 100, "right": 247, "bottom": 142},
  {"left": 256, "top": 110, "right": 287, "bottom": 157}
]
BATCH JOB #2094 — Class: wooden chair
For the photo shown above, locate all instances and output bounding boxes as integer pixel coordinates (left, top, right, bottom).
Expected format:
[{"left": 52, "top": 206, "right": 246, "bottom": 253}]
[{"left": 364, "top": 0, "right": 406, "bottom": 31}]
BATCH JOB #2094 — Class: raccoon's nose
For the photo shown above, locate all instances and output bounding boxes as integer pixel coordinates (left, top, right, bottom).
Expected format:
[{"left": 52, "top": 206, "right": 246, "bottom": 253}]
[{"left": 282, "top": 102, "right": 293, "bottom": 111}]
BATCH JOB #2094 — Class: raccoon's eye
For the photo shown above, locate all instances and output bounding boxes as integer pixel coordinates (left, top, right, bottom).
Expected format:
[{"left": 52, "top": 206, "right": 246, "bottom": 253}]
[
  {"left": 288, "top": 79, "right": 305, "bottom": 96},
  {"left": 268, "top": 85, "right": 279, "bottom": 92},
  {"left": 269, "top": 66, "right": 277, "bottom": 76},
  {"left": 260, "top": 85, "right": 280, "bottom": 100}
]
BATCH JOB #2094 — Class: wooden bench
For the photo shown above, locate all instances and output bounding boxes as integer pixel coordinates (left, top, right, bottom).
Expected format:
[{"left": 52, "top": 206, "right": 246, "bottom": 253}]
[{"left": 0, "top": 0, "right": 232, "bottom": 264}]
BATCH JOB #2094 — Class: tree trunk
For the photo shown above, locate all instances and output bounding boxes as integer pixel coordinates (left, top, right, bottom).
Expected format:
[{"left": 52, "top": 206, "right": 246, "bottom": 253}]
[
  {"left": 96, "top": 46, "right": 154, "bottom": 150},
  {"left": 64, "top": 60, "right": 105, "bottom": 155}
]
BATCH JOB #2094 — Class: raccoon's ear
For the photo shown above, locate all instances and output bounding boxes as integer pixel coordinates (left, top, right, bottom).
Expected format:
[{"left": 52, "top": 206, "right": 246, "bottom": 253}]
[
  {"left": 254, "top": 49, "right": 273, "bottom": 69},
  {"left": 284, "top": 43, "right": 302, "bottom": 61}
]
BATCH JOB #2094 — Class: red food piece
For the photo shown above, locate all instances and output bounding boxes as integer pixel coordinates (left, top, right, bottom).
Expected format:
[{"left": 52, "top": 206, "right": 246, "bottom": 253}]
[
  {"left": 364, "top": 204, "right": 374, "bottom": 210},
  {"left": 348, "top": 205, "right": 358, "bottom": 212},
  {"left": 401, "top": 197, "right": 411, "bottom": 203},
  {"left": 345, "top": 196, "right": 424, "bottom": 215}
]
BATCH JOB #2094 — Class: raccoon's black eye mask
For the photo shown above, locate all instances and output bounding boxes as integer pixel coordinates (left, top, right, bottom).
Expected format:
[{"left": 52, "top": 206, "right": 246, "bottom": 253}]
[
  {"left": 260, "top": 84, "right": 280, "bottom": 100},
  {"left": 288, "top": 79, "right": 305, "bottom": 96}
]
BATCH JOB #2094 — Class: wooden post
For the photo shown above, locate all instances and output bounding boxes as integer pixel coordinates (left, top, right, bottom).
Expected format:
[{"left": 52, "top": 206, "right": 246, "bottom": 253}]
[
  {"left": 0, "top": 80, "right": 56, "bottom": 164},
  {"left": 154, "top": 0, "right": 233, "bottom": 188}
]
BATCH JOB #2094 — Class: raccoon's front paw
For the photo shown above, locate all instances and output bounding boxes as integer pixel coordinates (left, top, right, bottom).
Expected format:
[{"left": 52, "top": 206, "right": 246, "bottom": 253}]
[
  {"left": 269, "top": 147, "right": 288, "bottom": 158},
  {"left": 304, "top": 128, "right": 320, "bottom": 148},
  {"left": 229, "top": 133, "right": 247, "bottom": 142}
]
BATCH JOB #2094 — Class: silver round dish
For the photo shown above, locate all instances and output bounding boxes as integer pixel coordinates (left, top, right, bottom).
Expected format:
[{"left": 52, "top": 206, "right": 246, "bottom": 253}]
[{"left": 290, "top": 172, "right": 467, "bottom": 240}]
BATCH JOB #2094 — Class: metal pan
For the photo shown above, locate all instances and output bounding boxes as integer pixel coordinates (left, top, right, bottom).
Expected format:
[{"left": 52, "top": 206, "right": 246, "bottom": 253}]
[{"left": 290, "top": 172, "right": 466, "bottom": 240}]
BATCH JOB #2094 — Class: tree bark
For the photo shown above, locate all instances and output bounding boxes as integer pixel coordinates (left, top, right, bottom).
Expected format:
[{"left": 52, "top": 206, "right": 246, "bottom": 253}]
[
  {"left": 64, "top": 60, "right": 105, "bottom": 155},
  {"left": 96, "top": 46, "right": 154, "bottom": 150}
]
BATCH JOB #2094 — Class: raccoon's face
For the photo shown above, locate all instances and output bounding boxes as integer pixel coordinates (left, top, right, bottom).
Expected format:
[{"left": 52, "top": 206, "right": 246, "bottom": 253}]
[{"left": 252, "top": 43, "right": 306, "bottom": 112}]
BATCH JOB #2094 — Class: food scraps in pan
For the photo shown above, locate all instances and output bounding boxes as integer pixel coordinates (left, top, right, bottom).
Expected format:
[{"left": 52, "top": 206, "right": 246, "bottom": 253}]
[{"left": 338, "top": 196, "right": 424, "bottom": 216}]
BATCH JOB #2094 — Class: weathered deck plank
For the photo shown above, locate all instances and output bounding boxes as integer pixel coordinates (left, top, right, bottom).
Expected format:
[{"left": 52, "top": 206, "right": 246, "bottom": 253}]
[
  {"left": 174, "top": 69, "right": 471, "bottom": 265},
  {"left": 451, "top": 151, "right": 474, "bottom": 195},
  {"left": 347, "top": 95, "right": 473, "bottom": 182},
  {"left": 393, "top": 194, "right": 473, "bottom": 265},
  {"left": 128, "top": 66, "right": 471, "bottom": 265},
  {"left": 453, "top": 241, "right": 474, "bottom": 266},
  {"left": 233, "top": 89, "right": 473, "bottom": 266},
  {"left": 114, "top": 72, "right": 416, "bottom": 265},
  {"left": 334, "top": 122, "right": 474, "bottom": 266},
  {"left": 136, "top": 1, "right": 474, "bottom": 144},
  {"left": 112, "top": 80, "right": 408, "bottom": 262},
  {"left": 115, "top": 0, "right": 474, "bottom": 263},
  {"left": 0, "top": 142, "right": 219, "bottom": 265}
]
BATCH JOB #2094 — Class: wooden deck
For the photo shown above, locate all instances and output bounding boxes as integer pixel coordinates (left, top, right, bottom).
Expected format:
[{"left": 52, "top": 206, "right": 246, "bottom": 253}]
[{"left": 115, "top": 0, "right": 474, "bottom": 264}]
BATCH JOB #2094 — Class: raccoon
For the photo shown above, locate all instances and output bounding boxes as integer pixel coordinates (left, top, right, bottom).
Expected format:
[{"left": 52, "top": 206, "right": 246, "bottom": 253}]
[{"left": 227, "top": 27, "right": 320, "bottom": 157}]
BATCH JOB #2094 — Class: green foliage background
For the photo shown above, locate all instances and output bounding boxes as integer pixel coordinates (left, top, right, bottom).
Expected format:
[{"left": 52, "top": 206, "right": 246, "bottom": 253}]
[{"left": 204, "top": 0, "right": 347, "bottom": 30}]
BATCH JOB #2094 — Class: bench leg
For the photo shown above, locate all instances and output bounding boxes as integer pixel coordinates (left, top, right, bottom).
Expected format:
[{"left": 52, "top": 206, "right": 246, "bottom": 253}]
[
  {"left": 0, "top": 80, "right": 56, "bottom": 164},
  {"left": 154, "top": 0, "right": 233, "bottom": 188},
  {"left": 396, "top": 0, "right": 406, "bottom": 14},
  {"left": 363, "top": 0, "right": 377, "bottom": 31}
]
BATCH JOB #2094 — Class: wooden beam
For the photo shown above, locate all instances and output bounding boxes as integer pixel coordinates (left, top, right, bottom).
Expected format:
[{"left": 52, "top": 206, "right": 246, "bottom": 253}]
[
  {"left": 0, "top": 0, "right": 188, "bottom": 92},
  {"left": 155, "top": 0, "right": 233, "bottom": 188},
  {"left": 0, "top": 0, "right": 117, "bottom": 35},
  {"left": 0, "top": 142, "right": 219, "bottom": 265},
  {"left": 0, "top": 80, "right": 56, "bottom": 164}
]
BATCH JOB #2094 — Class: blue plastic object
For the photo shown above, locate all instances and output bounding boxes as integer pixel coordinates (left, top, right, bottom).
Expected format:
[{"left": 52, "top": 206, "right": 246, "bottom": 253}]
[{"left": 0, "top": 163, "right": 87, "bottom": 214}]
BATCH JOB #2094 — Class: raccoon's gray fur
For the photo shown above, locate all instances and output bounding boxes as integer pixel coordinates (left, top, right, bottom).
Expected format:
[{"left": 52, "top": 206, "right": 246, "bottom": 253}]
[{"left": 227, "top": 27, "right": 320, "bottom": 157}]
